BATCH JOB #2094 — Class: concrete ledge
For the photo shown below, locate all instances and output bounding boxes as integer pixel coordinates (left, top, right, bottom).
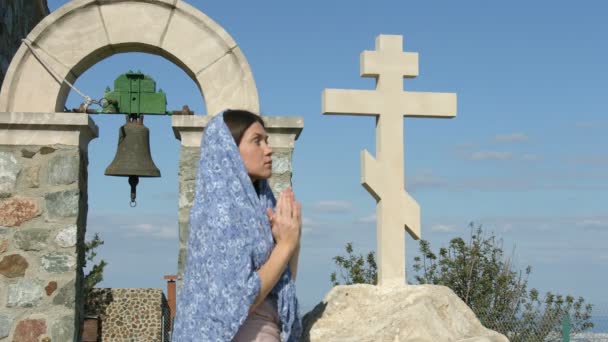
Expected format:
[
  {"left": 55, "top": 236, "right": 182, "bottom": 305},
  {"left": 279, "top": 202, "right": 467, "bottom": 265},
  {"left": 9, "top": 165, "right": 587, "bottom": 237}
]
[
  {"left": 171, "top": 115, "right": 212, "bottom": 147},
  {"left": 172, "top": 114, "right": 303, "bottom": 147},
  {"left": 0, "top": 112, "right": 98, "bottom": 146},
  {"left": 263, "top": 116, "right": 304, "bottom": 149}
]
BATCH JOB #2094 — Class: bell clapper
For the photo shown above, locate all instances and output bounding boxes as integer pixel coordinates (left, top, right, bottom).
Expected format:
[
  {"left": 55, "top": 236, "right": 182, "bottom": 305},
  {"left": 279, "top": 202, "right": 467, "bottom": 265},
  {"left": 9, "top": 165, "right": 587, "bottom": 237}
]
[{"left": 129, "top": 175, "right": 139, "bottom": 207}]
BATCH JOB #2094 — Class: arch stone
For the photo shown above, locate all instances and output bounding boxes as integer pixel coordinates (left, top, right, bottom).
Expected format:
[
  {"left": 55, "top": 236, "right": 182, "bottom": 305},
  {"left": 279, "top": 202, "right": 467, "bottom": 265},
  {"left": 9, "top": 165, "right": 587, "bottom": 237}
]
[{"left": 0, "top": 0, "right": 260, "bottom": 115}]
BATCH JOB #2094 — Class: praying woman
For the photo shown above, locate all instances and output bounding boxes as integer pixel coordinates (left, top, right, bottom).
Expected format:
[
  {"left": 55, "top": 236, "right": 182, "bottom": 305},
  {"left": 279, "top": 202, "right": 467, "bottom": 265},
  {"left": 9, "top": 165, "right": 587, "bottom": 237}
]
[{"left": 171, "top": 109, "right": 302, "bottom": 342}]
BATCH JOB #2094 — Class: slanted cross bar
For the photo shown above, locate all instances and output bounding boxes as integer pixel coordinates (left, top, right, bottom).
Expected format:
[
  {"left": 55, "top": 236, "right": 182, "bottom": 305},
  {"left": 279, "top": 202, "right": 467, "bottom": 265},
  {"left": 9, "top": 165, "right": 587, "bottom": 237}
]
[{"left": 322, "top": 35, "right": 457, "bottom": 286}]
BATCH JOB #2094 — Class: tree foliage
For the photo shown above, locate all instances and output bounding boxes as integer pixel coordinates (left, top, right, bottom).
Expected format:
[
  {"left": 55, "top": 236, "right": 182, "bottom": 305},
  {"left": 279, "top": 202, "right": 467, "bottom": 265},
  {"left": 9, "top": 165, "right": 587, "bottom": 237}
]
[
  {"left": 330, "top": 242, "right": 377, "bottom": 286},
  {"left": 330, "top": 223, "right": 593, "bottom": 341},
  {"left": 83, "top": 233, "right": 109, "bottom": 315}
]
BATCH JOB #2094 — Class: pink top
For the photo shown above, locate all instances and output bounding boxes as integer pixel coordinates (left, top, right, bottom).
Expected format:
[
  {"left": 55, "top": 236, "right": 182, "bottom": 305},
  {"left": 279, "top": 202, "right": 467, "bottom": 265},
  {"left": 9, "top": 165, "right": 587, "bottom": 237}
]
[{"left": 233, "top": 297, "right": 281, "bottom": 342}]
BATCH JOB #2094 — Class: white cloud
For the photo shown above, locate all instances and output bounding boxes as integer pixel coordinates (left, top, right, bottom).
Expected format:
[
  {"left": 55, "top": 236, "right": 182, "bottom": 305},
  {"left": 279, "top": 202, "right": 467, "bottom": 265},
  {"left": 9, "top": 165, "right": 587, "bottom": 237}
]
[
  {"left": 494, "top": 133, "right": 528, "bottom": 143},
  {"left": 430, "top": 224, "right": 456, "bottom": 233},
  {"left": 125, "top": 223, "right": 178, "bottom": 239},
  {"left": 564, "top": 155, "right": 608, "bottom": 165},
  {"left": 87, "top": 214, "right": 178, "bottom": 240},
  {"left": 576, "top": 218, "right": 608, "bottom": 231},
  {"left": 521, "top": 154, "right": 541, "bottom": 161},
  {"left": 302, "top": 217, "right": 322, "bottom": 234},
  {"left": 477, "top": 214, "right": 608, "bottom": 233},
  {"left": 133, "top": 223, "right": 154, "bottom": 232},
  {"left": 355, "top": 213, "right": 376, "bottom": 224},
  {"left": 455, "top": 142, "right": 478, "bottom": 150},
  {"left": 404, "top": 170, "right": 608, "bottom": 192},
  {"left": 408, "top": 170, "right": 446, "bottom": 190},
  {"left": 153, "top": 227, "right": 178, "bottom": 239},
  {"left": 469, "top": 151, "right": 513, "bottom": 161},
  {"left": 310, "top": 200, "right": 353, "bottom": 213},
  {"left": 575, "top": 121, "right": 608, "bottom": 129}
]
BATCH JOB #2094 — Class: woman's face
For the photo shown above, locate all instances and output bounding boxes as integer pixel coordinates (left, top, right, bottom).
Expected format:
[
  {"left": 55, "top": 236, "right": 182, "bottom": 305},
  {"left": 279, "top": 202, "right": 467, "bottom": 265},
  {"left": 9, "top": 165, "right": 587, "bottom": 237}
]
[{"left": 239, "top": 122, "right": 273, "bottom": 181}]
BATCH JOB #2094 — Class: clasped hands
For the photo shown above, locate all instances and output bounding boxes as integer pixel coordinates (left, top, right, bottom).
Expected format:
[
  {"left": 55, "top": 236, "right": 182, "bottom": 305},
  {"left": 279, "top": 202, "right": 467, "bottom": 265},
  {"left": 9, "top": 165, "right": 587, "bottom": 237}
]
[{"left": 266, "top": 187, "right": 302, "bottom": 253}]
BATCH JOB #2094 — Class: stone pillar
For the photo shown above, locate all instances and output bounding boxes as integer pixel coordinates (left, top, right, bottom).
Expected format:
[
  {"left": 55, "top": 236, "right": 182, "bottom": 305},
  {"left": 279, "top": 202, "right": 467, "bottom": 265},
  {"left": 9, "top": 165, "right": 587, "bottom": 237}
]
[
  {"left": 0, "top": 112, "right": 98, "bottom": 341},
  {"left": 171, "top": 114, "right": 303, "bottom": 280}
]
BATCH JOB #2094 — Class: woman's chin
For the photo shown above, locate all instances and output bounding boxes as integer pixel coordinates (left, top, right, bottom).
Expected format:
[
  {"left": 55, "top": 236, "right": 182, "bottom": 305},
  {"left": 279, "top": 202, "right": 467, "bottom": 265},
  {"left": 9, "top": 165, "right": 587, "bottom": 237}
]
[{"left": 250, "top": 171, "right": 272, "bottom": 181}]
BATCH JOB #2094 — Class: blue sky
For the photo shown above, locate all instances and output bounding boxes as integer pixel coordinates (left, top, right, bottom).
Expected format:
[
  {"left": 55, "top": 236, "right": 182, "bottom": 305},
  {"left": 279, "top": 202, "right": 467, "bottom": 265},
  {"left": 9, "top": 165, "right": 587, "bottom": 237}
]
[{"left": 45, "top": 0, "right": 608, "bottom": 313}]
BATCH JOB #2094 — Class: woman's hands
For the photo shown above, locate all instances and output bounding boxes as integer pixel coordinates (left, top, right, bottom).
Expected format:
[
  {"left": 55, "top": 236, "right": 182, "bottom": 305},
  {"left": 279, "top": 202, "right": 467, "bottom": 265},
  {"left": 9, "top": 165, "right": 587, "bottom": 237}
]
[
  {"left": 266, "top": 187, "right": 302, "bottom": 254},
  {"left": 253, "top": 188, "right": 302, "bottom": 309}
]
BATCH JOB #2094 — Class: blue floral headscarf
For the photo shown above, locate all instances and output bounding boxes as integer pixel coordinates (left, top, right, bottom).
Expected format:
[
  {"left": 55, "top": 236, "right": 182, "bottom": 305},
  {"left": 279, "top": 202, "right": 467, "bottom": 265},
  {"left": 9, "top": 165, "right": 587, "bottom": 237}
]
[{"left": 172, "top": 111, "right": 301, "bottom": 341}]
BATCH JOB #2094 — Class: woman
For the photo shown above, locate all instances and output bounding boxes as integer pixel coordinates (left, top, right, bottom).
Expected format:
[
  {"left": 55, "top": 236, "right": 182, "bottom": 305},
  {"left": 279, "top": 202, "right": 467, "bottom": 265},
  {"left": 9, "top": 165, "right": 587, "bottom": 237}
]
[{"left": 172, "top": 109, "right": 302, "bottom": 342}]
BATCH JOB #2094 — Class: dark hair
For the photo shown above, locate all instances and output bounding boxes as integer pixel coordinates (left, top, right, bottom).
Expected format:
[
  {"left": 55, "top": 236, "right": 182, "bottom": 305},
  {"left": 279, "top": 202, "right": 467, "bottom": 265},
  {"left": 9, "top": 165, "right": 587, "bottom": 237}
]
[{"left": 223, "top": 109, "right": 265, "bottom": 146}]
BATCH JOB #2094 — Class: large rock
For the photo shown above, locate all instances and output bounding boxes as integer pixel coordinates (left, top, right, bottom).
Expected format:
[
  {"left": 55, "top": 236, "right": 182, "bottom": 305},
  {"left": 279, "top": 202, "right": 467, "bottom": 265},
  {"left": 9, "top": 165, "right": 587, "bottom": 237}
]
[
  {"left": 7, "top": 279, "right": 44, "bottom": 307},
  {"left": 178, "top": 147, "right": 200, "bottom": 181},
  {"left": 23, "top": 165, "right": 40, "bottom": 188},
  {"left": 13, "top": 319, "right": 47, "bottom": 342},
  {"left": 0, "top": 254, "right": 29, "bottom": 278},
  {"left": 14, "top": 228, "right": 50, "bottom": 251},
  {"left": 0, "top": 197, "right": 40, "bottom": 226},
  {"left": 178, "top": 180, "right": 195, "bottom": 209},
  {"left": 0, "top": 152, "right": 21, "bottom": 198},
  {"left": 271, "top": 151, "right": 292, "bottom": 174},
  {"left": 301, "top": 284, "right": 508, "bottom": 342},
  {"left": 0, "top": 238, "right": 8, "bottom": 254},
  {"left": 55, "top": 224, "right": 77, "bottom": 247},
  {"left": 47, "top": 153, "right": 79, "bottom": 185},
  {"left": 51, "top": 315, "right": 74, "bottom": 342},
  {"left": 41, "top": 253, "right": 76, "bottom": 273},
  {"left": 0, "top": 313, "right": 12, "bottom": 339},
  {"left": 53, "top": 280, "right": 76, "bottom": 308},
  {"left": 45, "top": 189, "right": 79, "bottom": 218}
]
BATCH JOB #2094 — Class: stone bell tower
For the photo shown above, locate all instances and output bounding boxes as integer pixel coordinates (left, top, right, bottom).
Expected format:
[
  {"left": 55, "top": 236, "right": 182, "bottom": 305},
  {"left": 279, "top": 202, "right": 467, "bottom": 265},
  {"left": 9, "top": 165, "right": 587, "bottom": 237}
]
[{"left": 0, "top": 0, "right": 302, "bottom": 340}]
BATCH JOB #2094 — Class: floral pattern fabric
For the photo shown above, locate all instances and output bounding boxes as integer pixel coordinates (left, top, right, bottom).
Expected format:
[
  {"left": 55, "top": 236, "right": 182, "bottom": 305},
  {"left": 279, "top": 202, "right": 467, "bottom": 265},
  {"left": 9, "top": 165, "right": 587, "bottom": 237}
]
[{"left": 171, "top": 112, "right": 301, "bottom": 342}]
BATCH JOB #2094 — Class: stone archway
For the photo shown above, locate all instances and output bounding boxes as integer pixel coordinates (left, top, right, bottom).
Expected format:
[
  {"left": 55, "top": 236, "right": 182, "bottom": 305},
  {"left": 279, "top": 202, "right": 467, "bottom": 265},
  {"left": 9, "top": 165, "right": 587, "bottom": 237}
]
[{"left": 0, "top": 0, "right": 259, "bottom": 116}]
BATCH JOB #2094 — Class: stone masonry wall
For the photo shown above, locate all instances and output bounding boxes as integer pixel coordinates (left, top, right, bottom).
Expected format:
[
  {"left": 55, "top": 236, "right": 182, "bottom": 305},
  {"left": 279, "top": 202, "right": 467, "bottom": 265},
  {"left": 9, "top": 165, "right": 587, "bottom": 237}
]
[
  {"left": 176, "top": 138, "right": 295, "bottom": 280},
  {"left": 0, "top": 145, "right": 86, "bottom": 341},
  {"left": 0, "top": 0, "right": 49, "bottom": 88},
  {"left": 90, "top": 288, "right": 170, "bottom": 342}
]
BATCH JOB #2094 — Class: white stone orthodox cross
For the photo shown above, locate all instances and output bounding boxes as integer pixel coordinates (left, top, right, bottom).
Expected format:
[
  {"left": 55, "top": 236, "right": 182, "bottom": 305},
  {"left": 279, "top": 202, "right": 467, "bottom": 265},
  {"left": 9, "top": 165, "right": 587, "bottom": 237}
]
[{"left": 322, "top": 35, "right": 457, "bottom": 286}]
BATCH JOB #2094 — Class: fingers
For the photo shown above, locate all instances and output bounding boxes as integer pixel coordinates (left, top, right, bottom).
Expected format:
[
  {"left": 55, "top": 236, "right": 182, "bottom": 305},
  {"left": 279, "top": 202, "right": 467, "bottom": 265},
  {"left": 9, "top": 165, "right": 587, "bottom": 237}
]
[
  {"left": 289, "top": 188, "right": 296, "bottom": 215},
  {"left": 266, "top": 207, "right": 274, "bottom": 221},
  {"left": 288, "top": 188, "right": 300, "bottom": 221},
  {"left": 295, "top": 202, "right": 302, "bottom": 226},
  {"left": 276, "top": 187, "right": 301, "bottom": 227},
  {"left": 284, "top": 188, "right": 293, "bottom": 218},
  {"left": 277, "top": 190, "right": 285, "bottom": 218}
]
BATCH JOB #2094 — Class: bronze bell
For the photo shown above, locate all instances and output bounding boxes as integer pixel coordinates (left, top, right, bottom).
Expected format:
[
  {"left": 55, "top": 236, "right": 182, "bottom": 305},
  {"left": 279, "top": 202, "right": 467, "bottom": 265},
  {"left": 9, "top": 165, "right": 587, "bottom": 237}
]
[{"left": 105, "top": 116, "right": 161, "bottom": 206}]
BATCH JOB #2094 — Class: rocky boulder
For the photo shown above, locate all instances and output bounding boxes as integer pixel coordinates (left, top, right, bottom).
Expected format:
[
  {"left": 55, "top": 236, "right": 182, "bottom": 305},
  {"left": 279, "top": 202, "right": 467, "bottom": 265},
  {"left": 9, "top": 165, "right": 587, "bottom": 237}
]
[{"left": 301, "top": 284, "right": 508, "bottom": 342}]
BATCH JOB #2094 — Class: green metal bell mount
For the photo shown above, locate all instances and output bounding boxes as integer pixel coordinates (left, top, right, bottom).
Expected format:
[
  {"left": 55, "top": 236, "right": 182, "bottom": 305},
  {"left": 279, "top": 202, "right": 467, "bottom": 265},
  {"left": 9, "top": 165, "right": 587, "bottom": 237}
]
[{"left": 102, "top": 71, "right": 167, "bottom": 116}]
